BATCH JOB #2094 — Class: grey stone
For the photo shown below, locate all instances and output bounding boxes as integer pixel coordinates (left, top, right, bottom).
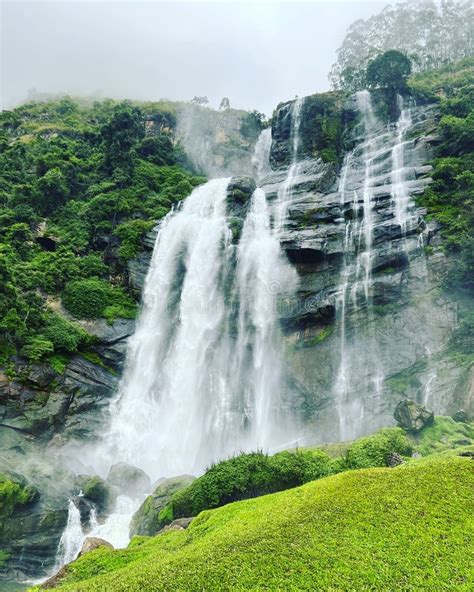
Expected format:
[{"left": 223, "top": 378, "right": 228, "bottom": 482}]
[
  {"left": 387, "top": 452, "right": 405, "bottom": 467},
  {"left": 452, "top": 410, "right": 469, "bottom": 423},
  {"left": 79, "top": 536, "right": 114, "bottom": 557},
  {"left": 394, "top": 400, "right": 434, "bottom": 432},
  {"left": 162, "top": 517, "right": 194, "bottom": 532},
  {"left": 107, "top": 462, "right": 151, "bottom": 498}
]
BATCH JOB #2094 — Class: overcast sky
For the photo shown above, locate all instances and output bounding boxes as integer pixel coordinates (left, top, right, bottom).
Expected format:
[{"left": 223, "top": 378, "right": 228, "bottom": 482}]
[{"left": 1, "top": 0, "right": 395, "bottom": 115}]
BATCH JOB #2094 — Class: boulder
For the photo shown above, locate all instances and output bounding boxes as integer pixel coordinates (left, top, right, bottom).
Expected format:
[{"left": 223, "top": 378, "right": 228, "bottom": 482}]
[
  {"left": 387, "top": 452, "right": 405, "bottom": 467},
  {"left": 27, "top": 365, "right": 56, "bottom": 387},
  {"left": 42, "top": 565, "right": 68, "bottom": 589},
  {"left": 394, "top": 400, "right": 434, "bottom": 432},
  {"left": 226, "top": 176, "right": 256, "bottom": 218},
  {"left": 78, "top": 475, "right": 117, "bottom": 511},
  {"left": 106, "top": 462, "right": 151, "bottom": 498},
  {"left": 162, "top": 517, "right": 194, "bottom": 532},
  {"left": 130, "top": 474, "right": 195, "bottom": 537},
  {"left": 79, "top": 536, "right": 114, "bottom": 557},
  {"left": 452, "top": 409, "right": 469, "bottom": 423}
]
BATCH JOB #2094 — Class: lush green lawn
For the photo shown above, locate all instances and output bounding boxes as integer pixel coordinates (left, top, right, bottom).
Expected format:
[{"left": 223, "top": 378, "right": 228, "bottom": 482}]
[{"left": 44, "top": 456, "right": 473, "bottom": 591}]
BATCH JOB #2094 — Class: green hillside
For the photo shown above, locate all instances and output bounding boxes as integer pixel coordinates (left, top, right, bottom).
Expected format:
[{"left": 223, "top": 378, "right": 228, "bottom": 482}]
[{"left": 39, "top": 456, "right": 473, "bottom": 591}]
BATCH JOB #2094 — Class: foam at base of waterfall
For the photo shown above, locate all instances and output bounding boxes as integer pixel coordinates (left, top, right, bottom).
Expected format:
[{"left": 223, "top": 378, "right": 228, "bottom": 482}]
[{"left": 89, "top": 496, "right": 139, "bottom": 549}]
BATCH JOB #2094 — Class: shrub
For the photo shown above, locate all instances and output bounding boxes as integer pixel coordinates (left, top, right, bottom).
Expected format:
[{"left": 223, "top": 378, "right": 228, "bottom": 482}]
[
  {"left": 345, "top": 427, "right": 412, "bottom": 469},
  {"left": 42, "top": 313, "right": 90, "bottom": 352},
  {"left": 114, "top": 219, "right": 154, "bottom": 262},
  {"left": 20, "top": 336, "right": 54, "bottom": 361},
  {"left": 0, "top": 473, "right": 39, "bottom": 517},
  {"left": 63, "top": 278, "right": 110, "bottom": 318},
  {"left": 162, "top": 449, "right": 333, "bottom": 528}
]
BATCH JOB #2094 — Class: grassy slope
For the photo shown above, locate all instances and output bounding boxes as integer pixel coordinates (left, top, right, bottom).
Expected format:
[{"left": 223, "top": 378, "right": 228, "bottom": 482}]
[{"left": 48, "top": 456, "right": 473, "bottom": 591}]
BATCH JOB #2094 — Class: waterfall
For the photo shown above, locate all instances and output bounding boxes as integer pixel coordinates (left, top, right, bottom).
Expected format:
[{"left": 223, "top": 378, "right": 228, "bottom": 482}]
[
  {"left": 54, "top": 500, "right": 84, "bottom": 568},
  {"left": 102, "top": 178, "right": 233, "bottom": 477},
  {"left": 391, "top": 95, "right": 413, "bottom": 235},
  {"left": 233, "top": 188, "right": 298, "bottom": 446},
  {"left": 275, "top": 97, "right": 304, "bottom": 230},
  {"left": 252, "top": 127, "right": 272, "bottom": 182},
  {"left": 88, "top": 496, "right": 140, "bottom": 549},
  {"left": 96, "top": 127, "right": 299, "bottom": 480},
  {"left": 333, "top": 90, "right": 422, "bottom": 440}
]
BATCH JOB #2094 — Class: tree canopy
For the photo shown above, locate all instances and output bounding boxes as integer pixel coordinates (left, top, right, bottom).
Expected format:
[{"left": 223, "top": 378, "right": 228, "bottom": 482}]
[
  {"left": 330, "top": 0, "right": 473, "bottom": 91},
  {"left": 366, "top": 50, "right": 412, "bottom": 91}
]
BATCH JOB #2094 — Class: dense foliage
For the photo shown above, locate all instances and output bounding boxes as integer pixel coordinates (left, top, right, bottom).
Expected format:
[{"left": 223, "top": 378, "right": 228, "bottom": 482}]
[
  {"left": 366, "top": 50, "right": 412, "bottom": 91},
  {"left": 330, "top": 0, "right": 473, "bottom": 91},
  {"left": 40, "top": 457, "right": 474, "bottom": 591},
  {"left": 410, "top": 58, "right": 474, "bottom": 292},
  {"left": 153, "top": 427, "right": 412, "bottom": 530},
  {"left": 0, "top": 97, "right": 205, "bottom": 366}
]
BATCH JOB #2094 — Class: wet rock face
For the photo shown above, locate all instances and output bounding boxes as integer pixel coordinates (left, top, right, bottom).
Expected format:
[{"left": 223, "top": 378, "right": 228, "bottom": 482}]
[
  {"left": 270, "top": 93, "right": 357, "bottom": 169},
  {"left": 0, "top": 318, "right": 134, "bottom": 446},
  {"left": 262, "top": 95, "right": 470, "bottom": 443},
  {"left": 0, "top": 456, "right": 77, "bottom": 582}
]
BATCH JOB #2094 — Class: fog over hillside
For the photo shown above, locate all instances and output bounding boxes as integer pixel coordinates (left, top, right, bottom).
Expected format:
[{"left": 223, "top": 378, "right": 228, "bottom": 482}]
[{"left": 2, "top": 0, "right": 392, "bottom": 114}]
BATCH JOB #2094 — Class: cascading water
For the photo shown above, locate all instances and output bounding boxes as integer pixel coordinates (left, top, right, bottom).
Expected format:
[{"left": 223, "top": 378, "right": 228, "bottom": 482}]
[
  {"left": 333, "top": 90, "right": 425, "bottom": 440},
  {"left": 96, "top": 127, "right": 299, "bottom": 481},
  {"left": 252, "top": 127, "right": 272, "bottom": 182},
  {"left": 233, "top": 188, "right": 298, "bottom": 447},
  {"left": 54, "top": 500, "right": 84, "bottom": 568},
  {"left": 88, "top": 496, "right": 139, "bottom": 548},
  {"left": 391, "top": 95, "right": 413, "bottom": 234},
  {"left": 275, "top": 97, "right": 304, "bottom": 230},
  {"left": 102, "top": 177, "right": 233, "bottom": 477}
]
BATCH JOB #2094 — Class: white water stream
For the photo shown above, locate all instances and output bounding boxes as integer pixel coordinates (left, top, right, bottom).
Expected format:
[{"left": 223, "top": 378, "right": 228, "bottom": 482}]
[{"left": 334, "top": 91, "right": 424, "bottom": 440}]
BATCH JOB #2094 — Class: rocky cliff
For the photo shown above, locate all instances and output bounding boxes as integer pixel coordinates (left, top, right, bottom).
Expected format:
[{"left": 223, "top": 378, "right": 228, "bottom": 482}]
[
  {"left": 1, "top": 87, "right": 472, "bottom": 583},
  {"left": 265, "top": 92, "right": 472, "bottom": 443}
]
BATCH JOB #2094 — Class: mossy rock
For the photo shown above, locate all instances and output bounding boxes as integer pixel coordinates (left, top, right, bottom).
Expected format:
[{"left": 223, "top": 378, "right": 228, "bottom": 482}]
[
  {"left": 0, "top": 471, "right": 40, "bottom": 519},
  {"left": 226, "top": 176, "right": 256, "bottom": 217},
  {"left": 106, "top": 462, "right": 151, "bottom": 498},
  {"left": 130, "top": 475, "right": 195, "bottom": 537},
  {"left": 78, "top": 475, "right": 117, "bottom": 511}
]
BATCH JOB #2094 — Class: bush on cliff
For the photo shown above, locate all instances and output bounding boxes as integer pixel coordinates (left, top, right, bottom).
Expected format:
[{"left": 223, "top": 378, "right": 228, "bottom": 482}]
[
  {"left": 0, "top": 97, "right": 204, "bottom": 363},
  {"left": 62, "top": 278, "right": 136, "bottom": 320},
  {"left": 412, "top": 59, "right": 474, "bottom": 292}
]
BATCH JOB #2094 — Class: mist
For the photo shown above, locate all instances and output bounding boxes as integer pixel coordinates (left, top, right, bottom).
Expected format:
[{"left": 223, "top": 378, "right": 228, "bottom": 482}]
[{"left": 2, "top": 0, "right": 394, "bottom": 115}]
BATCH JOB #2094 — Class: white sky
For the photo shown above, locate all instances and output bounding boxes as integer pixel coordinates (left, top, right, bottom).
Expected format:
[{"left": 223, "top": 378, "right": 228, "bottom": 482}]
[{"left": 1, "top": 0, "right": 396, "bottom": 114}]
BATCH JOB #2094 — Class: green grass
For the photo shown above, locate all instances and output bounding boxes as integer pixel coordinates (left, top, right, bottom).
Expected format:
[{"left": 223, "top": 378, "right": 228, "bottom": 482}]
[
  {"left": 42, "top": 456, "right": 473, "bottom": 591},
  {"left": 410, "top": 416, "right": 474, "bottom": 457}
]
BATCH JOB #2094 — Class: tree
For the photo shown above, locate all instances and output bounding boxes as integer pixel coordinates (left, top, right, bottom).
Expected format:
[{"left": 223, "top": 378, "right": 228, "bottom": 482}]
[
  {"left": 191, "top": 96, "right": 209, "bottom": 106},
  {"left": 329, "top": 0, "right": 473, "bottom": 91},
  {"left": 366, "top": 50, "right": 412, "bottom": 91},
  {"left": 36, "top": 168, "right": 69, "bottom": 215},
  {"left": 136, "top": 136, "right": 176, "bottom": 166},
  {"left": 219, "top": 97, "right": 230, "bottom": 110},
  {"left": 100, "top": 103, "right": 145, "bottom": 174}
]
